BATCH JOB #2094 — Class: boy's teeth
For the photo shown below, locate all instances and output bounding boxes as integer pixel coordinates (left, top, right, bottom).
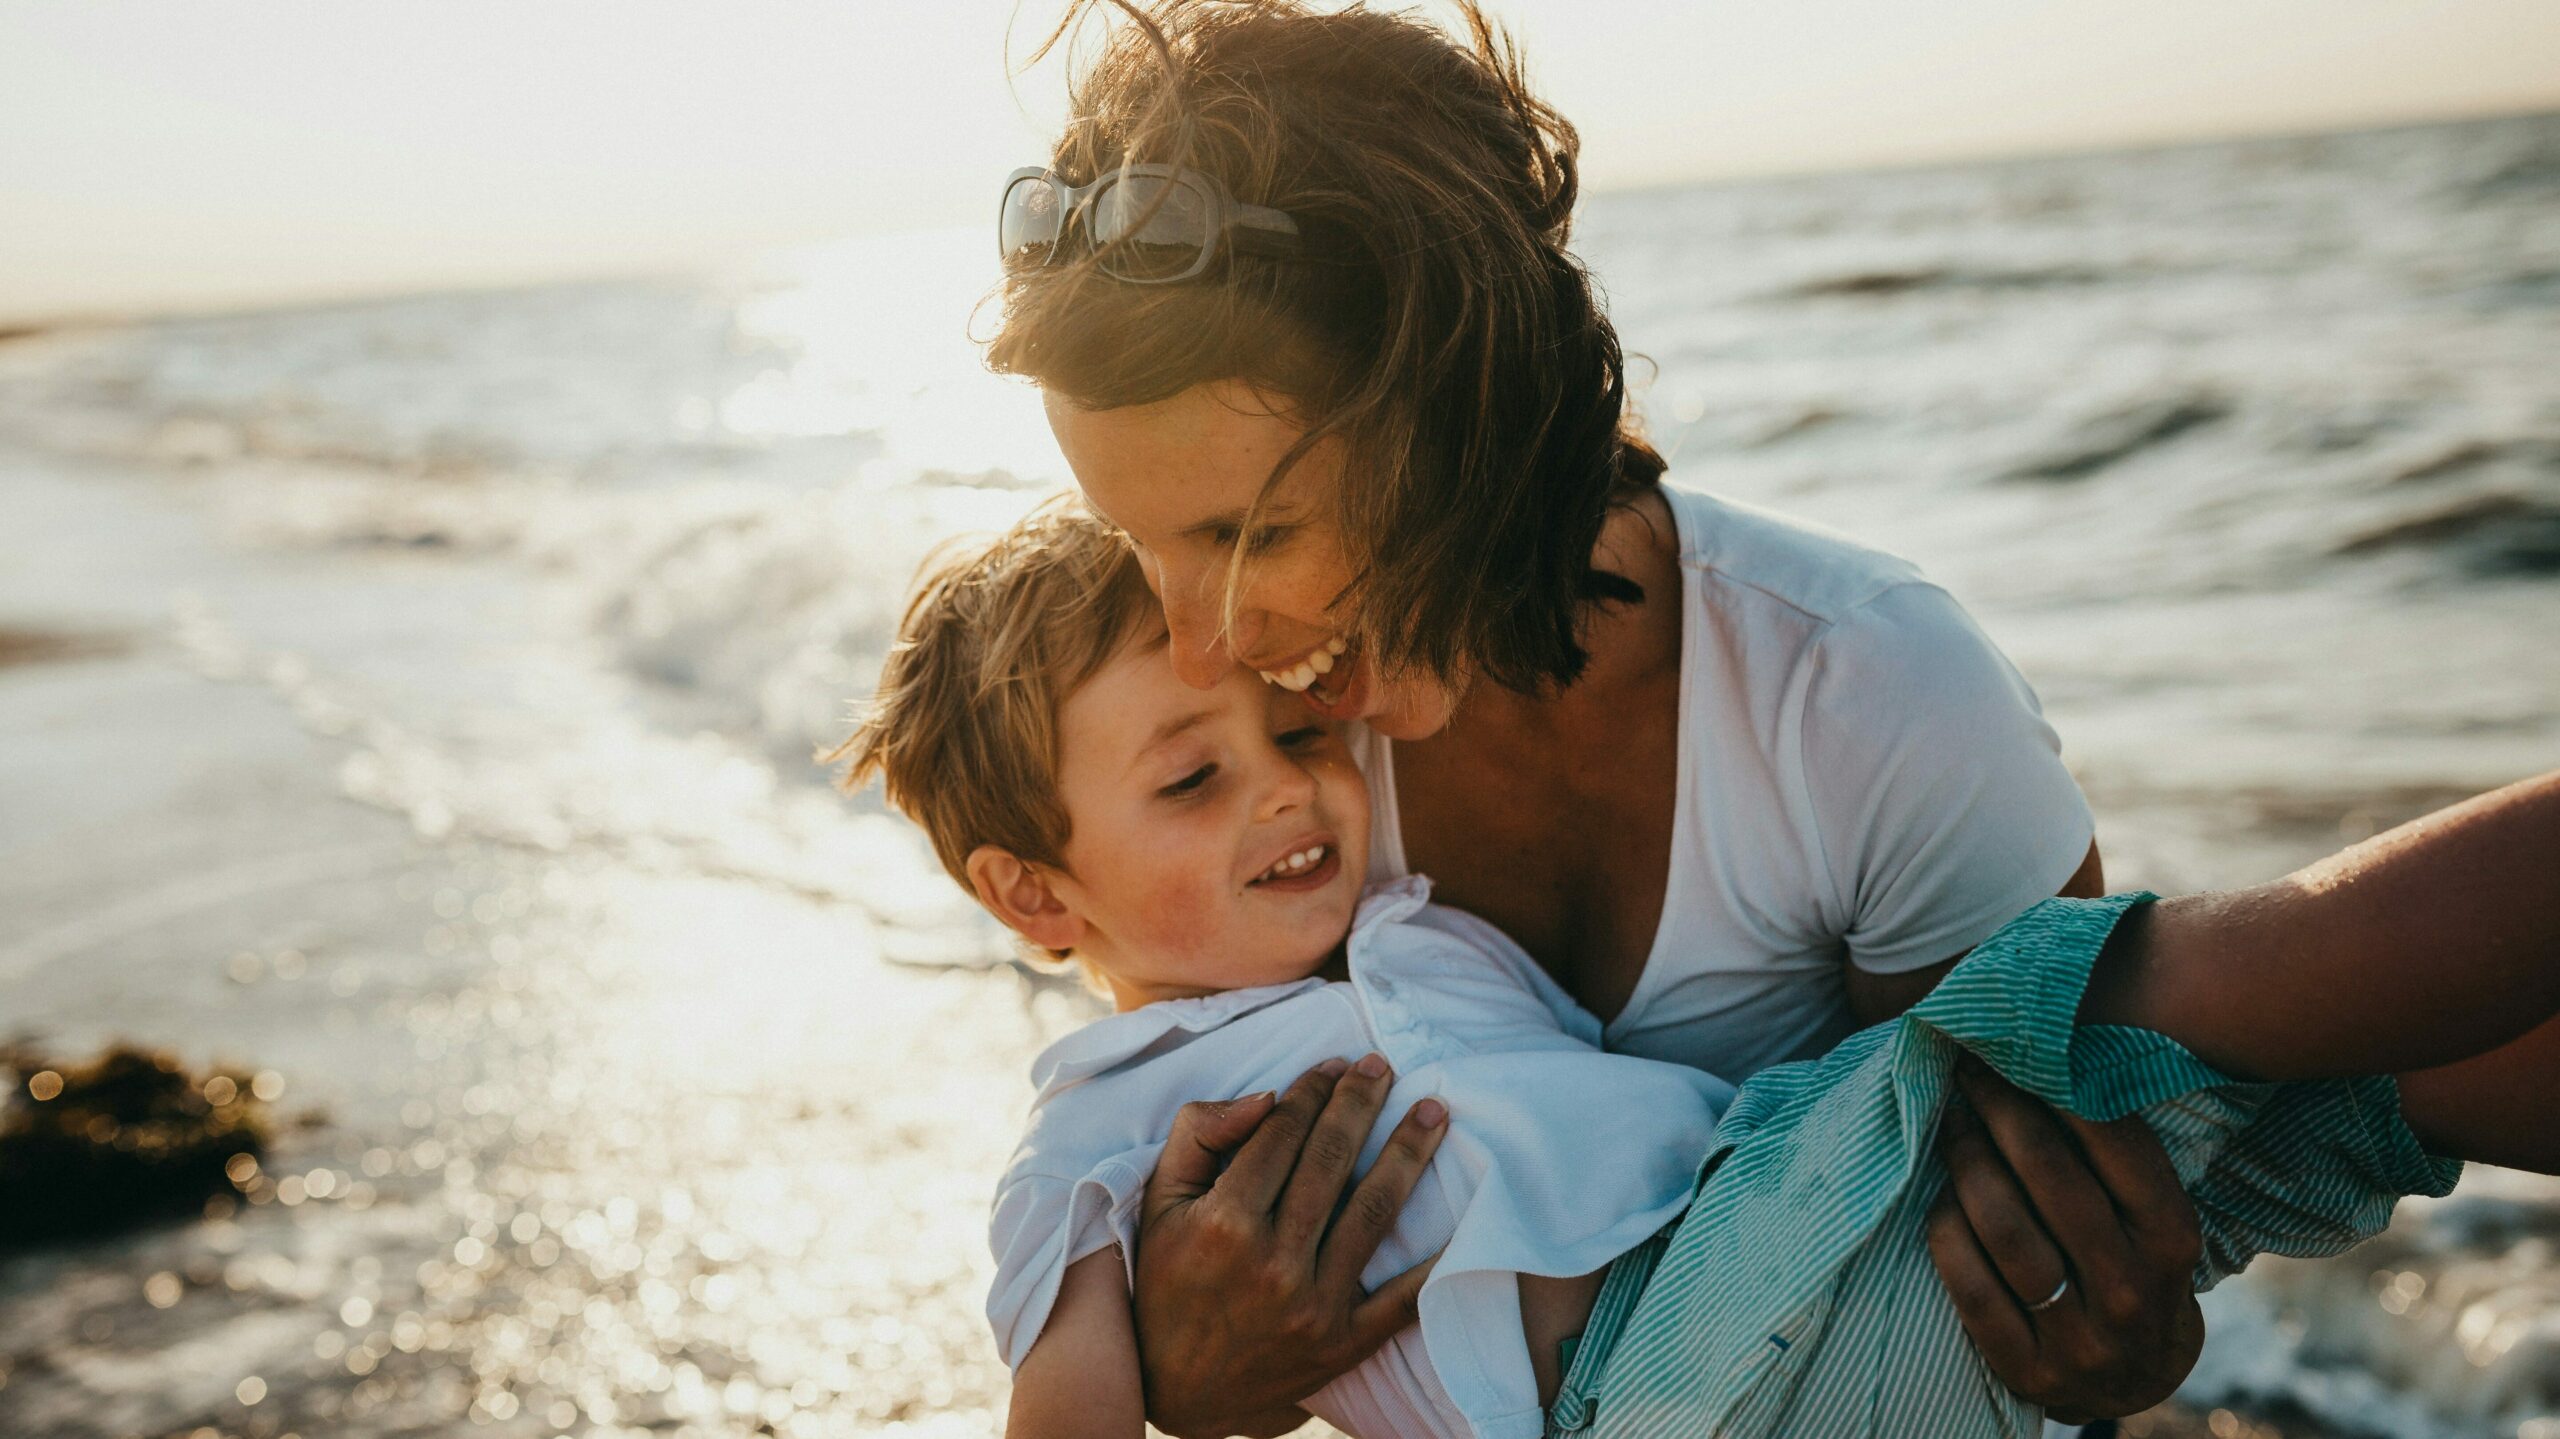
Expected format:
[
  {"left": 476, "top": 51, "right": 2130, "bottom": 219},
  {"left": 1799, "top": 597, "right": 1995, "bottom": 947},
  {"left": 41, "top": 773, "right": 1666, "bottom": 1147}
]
[
  {"left": 1257, "top": 844, "right": 1328, "bottom": 883},
  {"left": 1325, "top": 636, "right": 1348, "bottom": 656},
  {"left": 1308, "top": 649, "right": 1334, "bottom": 676}
]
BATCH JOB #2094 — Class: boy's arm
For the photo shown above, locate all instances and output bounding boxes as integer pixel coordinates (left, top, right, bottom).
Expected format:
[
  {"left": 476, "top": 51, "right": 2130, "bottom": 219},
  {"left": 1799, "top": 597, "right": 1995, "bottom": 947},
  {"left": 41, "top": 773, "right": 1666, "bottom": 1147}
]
[
  {"left": 2080, "top": 771, "right": 2560, "bottom": 1086},
  {"left": 1007, "top": 1248, "right": 1148, "bottom": 1439},
  {"left": 1008, "top": 1247, "right": 1316, "bottom": 1439}
]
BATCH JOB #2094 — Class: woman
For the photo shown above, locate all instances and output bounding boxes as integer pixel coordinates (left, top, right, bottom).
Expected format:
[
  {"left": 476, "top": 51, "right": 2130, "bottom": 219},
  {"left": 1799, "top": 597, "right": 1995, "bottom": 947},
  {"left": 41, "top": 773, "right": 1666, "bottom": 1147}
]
[{"left": 988, "top": 2, "right": 2203, "bottom": 1432}]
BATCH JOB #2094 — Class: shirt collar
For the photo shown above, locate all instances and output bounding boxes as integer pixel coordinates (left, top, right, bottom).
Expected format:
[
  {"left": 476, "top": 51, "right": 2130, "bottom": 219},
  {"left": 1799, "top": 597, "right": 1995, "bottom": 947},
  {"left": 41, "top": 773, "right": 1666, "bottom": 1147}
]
[
  {"left": 1029, "top": 977, "right": 1331, "bottom": 1100},
  {"left": 1028, "top": 877, "right": 1437, "bottom": 1099}
]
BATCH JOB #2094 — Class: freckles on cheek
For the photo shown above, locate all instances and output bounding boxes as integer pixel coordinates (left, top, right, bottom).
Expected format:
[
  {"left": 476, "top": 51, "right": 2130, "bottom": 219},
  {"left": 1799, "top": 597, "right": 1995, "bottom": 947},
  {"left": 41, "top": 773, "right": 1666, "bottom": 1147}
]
[
  {"left": 1114, "top": 835, "right": 1234, "bottom": 957},
  {"left": 1125, "top": 880, "right": 1229, "bottom": 961}
]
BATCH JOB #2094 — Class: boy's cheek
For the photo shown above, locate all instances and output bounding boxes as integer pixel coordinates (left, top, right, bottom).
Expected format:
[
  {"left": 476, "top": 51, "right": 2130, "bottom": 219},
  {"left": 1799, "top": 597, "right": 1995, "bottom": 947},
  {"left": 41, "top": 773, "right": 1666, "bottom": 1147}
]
[{"left": 1117, "top": 869, "right": 1234, "bottom": 956}]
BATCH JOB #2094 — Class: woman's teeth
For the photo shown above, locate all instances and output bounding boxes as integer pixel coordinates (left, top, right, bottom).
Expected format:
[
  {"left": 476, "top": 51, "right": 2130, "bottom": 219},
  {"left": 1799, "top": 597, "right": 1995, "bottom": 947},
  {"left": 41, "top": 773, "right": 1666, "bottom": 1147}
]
[
  {"left": 1260, "top": 637, "right": 1351, "bottom": 693},
  {"left": 1255, "top": 844, "right": 1329, "bottom": 884}
]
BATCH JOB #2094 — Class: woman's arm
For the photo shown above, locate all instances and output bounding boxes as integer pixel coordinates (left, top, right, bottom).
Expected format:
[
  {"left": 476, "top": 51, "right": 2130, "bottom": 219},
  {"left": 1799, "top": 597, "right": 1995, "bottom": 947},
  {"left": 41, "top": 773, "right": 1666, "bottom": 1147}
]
[
  {"left": 1847, "top": 842, "right": 2111, "bottom": 1024},
  {"left": 1132, "top": 1058, "right": 1449, "bottom": 1438},
  {"left": 1007, "top": 1248, "right": 1155, "bottom": 1439},
  {"left": 2080, "top": 771, "right": 2560, "bottom": 1084}
]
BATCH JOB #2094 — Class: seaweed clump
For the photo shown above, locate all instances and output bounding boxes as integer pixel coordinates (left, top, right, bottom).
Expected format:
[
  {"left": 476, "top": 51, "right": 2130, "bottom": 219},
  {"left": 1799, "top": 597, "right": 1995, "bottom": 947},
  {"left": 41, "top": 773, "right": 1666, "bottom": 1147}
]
[{"left": 0, "top": 1044, "right": 272, "bottom": 1253}]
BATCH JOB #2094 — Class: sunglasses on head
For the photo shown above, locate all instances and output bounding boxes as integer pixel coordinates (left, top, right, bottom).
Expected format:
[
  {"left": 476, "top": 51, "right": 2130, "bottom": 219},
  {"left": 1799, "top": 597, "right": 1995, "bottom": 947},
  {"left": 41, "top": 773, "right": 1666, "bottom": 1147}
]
[{"left": 999, "top": 164, "right": 1305, "bottom": 284}]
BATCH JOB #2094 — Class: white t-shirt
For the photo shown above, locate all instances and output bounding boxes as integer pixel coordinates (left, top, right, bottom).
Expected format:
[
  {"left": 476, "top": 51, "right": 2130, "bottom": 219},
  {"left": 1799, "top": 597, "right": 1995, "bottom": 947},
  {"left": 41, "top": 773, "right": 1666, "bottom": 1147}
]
[
  {"left": 986, "top": 878, "right": 1732, "bottom": 1439},
  {"left": 1355, "top": 482, "right": 2094, "bottom": 1082}
]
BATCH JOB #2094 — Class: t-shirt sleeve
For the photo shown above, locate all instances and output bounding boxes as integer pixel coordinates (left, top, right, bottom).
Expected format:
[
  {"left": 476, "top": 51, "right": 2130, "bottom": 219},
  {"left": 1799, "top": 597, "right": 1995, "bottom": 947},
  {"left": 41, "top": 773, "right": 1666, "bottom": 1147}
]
[
  {"left": 983, "top": 1146, "right": 1158, "bottom": 1370},
  {"left": 1798, "top": 582, "right": 2095, "bottom": 973}
]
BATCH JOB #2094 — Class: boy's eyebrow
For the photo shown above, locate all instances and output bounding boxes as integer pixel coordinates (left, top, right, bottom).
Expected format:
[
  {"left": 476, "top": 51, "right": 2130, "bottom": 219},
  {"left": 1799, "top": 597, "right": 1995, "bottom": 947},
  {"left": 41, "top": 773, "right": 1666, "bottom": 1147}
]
[{"left": 1130, "top": 708, "right": 1219, "bottom": 770}]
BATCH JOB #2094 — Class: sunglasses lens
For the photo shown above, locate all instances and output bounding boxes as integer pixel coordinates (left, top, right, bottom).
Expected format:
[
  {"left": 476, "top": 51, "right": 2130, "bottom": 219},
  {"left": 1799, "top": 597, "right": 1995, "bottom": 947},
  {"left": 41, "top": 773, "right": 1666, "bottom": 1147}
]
[
  {"left": 1089, "top": 174, "right": 1213, "bottom": 281},
  {"left": 999, "top": 176, "right": 1063, "bottom": 263}
]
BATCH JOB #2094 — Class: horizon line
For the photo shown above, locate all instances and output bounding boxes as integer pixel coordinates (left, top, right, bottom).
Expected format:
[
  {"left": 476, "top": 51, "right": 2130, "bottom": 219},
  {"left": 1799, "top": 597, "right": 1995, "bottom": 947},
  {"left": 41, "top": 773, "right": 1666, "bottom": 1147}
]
[{"left": 5, "top": 100, "right": 2551, "bottom": 335}]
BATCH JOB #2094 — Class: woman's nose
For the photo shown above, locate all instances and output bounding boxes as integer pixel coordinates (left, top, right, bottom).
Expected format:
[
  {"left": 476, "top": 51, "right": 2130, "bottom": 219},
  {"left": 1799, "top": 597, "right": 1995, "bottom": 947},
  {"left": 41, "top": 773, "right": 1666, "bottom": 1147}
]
[
  {"left": 1253, "top": 750, "right": 1317, "bottom": 822},
  {"left": 1157, "top": 563, "right": 1251, "bottom": 690}
]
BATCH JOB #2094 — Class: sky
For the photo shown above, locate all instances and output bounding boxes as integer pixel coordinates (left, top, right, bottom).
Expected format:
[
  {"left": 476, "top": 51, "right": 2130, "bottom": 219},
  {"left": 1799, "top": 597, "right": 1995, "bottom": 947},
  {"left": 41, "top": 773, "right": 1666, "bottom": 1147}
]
[{"left": 3, "top": 0, "right": 2556, "bottom": 324}]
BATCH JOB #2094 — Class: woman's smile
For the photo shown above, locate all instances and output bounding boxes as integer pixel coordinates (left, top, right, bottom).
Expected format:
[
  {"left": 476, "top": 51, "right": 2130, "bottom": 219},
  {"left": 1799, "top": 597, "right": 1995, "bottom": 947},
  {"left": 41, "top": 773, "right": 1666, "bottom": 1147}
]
[{"left": 1255, "top": 634, "right": 1347, "bottom": 693}]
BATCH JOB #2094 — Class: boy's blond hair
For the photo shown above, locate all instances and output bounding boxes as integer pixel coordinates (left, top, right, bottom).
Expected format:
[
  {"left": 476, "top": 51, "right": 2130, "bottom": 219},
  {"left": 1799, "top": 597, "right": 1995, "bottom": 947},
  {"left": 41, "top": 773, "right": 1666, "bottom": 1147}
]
[{"left": 830, "top": 498, "right": 1158, "bottom": 966}]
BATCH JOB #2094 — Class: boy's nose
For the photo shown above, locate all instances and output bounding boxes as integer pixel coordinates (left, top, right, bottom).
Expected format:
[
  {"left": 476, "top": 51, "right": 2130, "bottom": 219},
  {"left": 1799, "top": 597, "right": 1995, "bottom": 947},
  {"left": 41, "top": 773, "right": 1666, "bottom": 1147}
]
[{"left": 1253, "top": 752, "right": 1317, "bottom": 821}]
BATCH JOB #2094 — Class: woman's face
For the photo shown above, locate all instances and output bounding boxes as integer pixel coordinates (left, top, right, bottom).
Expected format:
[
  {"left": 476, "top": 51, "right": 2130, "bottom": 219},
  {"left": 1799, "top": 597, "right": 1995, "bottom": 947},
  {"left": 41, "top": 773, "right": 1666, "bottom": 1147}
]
[{"left": 1047, "top": 381, "right": 1460, "bottom": 740}]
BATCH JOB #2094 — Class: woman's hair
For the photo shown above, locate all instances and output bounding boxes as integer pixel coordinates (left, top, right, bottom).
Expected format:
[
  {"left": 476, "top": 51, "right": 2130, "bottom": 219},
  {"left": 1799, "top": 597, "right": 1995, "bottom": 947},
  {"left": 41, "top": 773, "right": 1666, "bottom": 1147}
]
[{"left": 990, "top": 0, "right": 1663, "bottom": 695}]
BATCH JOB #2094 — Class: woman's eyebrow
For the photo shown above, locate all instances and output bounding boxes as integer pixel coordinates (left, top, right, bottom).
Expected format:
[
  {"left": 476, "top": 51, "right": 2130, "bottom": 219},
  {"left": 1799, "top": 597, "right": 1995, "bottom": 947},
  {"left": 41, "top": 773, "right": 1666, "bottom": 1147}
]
[
  {"left": 1176, "top": 504, "right": 1293, "bottom": 540},
  {"left": 1129, "top": 708, "right": 1219, "bottom": 772},
  {"left": 1177, "top": 509, "right": 1248, "bottom": 540}
]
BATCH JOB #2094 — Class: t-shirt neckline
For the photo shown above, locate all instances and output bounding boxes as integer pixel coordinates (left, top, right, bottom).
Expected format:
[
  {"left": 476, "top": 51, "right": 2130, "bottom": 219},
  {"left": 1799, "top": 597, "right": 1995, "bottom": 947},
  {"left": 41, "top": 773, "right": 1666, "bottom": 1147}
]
[{"left": 1368, "top": 481, "right": 1706, "bottom": 1040}]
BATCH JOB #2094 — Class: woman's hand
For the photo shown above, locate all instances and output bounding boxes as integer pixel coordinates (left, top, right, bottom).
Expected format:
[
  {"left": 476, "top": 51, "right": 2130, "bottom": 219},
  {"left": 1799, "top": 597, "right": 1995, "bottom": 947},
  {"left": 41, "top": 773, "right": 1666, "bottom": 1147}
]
[
  {"left": 1132, "top": 1055, "right": 1450, "bottom": 1438},
  {"left": 1925, "top": 1059, "right": 2206, "bottom": 1425}
]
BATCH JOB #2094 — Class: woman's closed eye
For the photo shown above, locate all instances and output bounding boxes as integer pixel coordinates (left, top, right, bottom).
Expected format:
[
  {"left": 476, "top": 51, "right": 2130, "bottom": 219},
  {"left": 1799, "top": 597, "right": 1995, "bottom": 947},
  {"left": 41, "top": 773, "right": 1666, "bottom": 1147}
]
[{"left": 1208, "top": 522, "right": 1293, "bottom": 556}]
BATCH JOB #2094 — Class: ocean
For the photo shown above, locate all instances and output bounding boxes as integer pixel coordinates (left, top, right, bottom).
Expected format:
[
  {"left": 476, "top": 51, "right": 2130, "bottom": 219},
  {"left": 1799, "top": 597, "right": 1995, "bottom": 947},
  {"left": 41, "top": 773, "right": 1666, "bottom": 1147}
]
[{"left": 1, "top": 110, "right": 2554, "bottom": 1438}]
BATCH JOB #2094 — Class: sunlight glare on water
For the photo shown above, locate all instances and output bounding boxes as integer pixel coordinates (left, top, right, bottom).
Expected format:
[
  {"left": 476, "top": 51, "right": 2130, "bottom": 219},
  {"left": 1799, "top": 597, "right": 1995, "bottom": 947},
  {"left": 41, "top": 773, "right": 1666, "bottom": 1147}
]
[{"left": 722, "top": 227, "right": 1061, "bottom": 486}]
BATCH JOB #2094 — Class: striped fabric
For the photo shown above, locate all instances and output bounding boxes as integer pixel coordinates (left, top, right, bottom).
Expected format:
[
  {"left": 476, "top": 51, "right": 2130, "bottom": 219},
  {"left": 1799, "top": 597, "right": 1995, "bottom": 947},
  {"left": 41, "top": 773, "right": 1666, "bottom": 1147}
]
[
  {"left": 1547, "top": 1225, "right": 1674, "bottom": 1435},
  {"left": 1554, "top": 893, "right": 2463, "bottom": 1439}
]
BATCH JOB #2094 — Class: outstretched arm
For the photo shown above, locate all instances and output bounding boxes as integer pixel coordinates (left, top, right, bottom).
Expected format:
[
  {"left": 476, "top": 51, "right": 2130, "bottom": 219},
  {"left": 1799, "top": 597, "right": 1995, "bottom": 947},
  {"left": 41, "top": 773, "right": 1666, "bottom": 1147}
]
[{"left": 2080, "top": 771, "right": 2560, "bottom": 1117}]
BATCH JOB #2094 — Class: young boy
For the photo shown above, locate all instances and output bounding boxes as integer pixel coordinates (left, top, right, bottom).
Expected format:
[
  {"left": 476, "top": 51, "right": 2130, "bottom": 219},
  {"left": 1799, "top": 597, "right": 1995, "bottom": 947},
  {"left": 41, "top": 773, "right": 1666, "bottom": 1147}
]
[{"left": 838, "top": 502, "right": 2560, "bottom": 1439}]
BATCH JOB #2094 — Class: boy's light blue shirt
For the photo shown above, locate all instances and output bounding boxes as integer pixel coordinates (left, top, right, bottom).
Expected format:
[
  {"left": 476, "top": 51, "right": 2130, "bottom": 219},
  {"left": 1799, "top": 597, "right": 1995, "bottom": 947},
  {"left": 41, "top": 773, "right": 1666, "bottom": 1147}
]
[{"left": 989, "top": 876, "right": 1734, "bottom": 1439}]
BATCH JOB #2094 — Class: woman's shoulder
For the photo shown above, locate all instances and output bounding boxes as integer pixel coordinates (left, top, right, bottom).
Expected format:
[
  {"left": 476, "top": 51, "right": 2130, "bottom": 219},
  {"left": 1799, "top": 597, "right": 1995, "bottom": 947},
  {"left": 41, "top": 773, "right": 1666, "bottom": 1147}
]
[
  {"left": 1651, "top": 482, "right": 2037, "bottom": 720},
  {"left": 1655, "top": 480, "right": 1930, "bottom": 628}
]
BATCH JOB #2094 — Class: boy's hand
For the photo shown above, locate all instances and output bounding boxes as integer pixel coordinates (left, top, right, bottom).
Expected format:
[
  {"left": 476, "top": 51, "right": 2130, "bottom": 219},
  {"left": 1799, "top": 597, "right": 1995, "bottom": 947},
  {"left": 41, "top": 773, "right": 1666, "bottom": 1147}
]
[{"left": 1132, "top": 1056, "right": 1448, "bottom": 1438}]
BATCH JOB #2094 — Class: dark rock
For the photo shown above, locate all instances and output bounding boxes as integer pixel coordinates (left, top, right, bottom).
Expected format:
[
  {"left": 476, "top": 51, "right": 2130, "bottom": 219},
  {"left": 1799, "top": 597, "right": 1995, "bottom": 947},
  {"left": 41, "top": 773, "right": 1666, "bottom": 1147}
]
[{"left": 0, "top": 1044, "right": 271, "bottom": 1252}]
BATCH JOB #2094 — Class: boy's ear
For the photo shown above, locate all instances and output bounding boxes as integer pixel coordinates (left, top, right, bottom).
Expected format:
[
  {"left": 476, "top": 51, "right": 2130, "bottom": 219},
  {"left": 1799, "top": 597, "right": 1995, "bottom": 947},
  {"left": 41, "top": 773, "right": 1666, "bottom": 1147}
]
[{"left": 965, "top": 845, "right": 1085, "bottom": 954}]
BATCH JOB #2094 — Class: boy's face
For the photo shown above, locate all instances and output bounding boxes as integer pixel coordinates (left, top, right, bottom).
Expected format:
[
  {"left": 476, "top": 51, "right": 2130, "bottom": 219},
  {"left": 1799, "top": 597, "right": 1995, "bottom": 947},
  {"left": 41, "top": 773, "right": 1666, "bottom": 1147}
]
[{"left": 1045, "top": 626, "right": 1370, "bottom": 1007}]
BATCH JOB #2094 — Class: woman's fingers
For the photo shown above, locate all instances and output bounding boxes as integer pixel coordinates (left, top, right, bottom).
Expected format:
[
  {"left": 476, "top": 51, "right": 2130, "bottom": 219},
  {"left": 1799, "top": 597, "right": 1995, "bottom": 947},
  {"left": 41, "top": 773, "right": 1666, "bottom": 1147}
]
[
  {"left": 1349, "top": 1253, "right": 1441, "bottom": 1356},
  {"left": 1935, "top": 1063, "right": 2210, "bottom": 1421},
  {"left": 1315, "top": 1093, "right": 1449, "bottom": 1294},
  {"left": 1141, "top": 1088, "right": 1278, "bottom": 1225},
  {"left": 1953, "top": 1062, "right": 2140, "bottom": 1290},
  {"left": 1212, "top": 1058, "right": 1350, "bottom": 1219},
  {"left": 1274, "top": 1054, "right": 1398, "bottom": 1252},
  {"left": 2057, "top": 1108, "right": 2205, "bottom": 1277},
  {"left": 1938, "top": 1092, "right": 2070, "bottom": 1308},
  {"left": 1926, "top": 1186, "right": 2041, "bottom": 1384}
]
